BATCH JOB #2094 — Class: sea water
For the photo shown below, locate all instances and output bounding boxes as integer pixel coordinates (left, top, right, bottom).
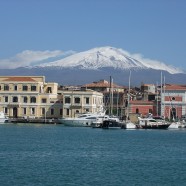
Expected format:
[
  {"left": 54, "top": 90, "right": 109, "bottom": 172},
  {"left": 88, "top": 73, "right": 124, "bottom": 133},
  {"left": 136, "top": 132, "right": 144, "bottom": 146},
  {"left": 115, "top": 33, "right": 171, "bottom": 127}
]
[{"left": 0, "top": 124, "right": 186, "bottom": 186}]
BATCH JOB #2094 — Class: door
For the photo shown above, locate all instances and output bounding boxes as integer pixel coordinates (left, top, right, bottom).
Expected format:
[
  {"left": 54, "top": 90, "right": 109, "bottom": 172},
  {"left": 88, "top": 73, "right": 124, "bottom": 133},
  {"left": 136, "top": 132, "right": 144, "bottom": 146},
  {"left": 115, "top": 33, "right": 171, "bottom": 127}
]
[
  {"left": 170, "top": 107, "right": 176, "bottom": 121},
  {"left": 13, "top": 107, "right": 18, "bottom": 118}
]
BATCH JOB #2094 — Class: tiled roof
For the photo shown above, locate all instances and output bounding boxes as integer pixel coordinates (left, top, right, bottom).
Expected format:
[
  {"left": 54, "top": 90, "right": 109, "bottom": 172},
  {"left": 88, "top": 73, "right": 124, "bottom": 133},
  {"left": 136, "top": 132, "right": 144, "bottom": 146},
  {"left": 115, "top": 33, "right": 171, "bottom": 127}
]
[
  {"left": 165, "top": 84, "right": 186, "bottom": 90},
  {"left": 82, "top": 80, "right": 123, "bottom": 88},
  {"left": 3, "top": 77, "right": 36, "bottom": 82}
]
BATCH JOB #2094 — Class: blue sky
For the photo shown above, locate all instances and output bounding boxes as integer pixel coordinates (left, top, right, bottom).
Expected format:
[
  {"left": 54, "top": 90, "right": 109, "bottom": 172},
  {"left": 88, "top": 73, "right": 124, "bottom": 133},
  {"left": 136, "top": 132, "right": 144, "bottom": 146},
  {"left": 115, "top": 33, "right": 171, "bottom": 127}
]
[{"left": 0, "top": 0, "right": 186, "bottom": 69}]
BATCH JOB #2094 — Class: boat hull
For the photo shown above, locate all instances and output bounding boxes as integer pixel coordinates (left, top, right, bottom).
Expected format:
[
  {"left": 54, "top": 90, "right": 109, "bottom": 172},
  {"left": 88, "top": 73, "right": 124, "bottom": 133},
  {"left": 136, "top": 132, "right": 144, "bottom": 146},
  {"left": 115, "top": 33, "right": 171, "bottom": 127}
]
[
  {"left": 102, "top": 120, "right": 122, "bottom": 129},
  {"left": 137, "top": 124, "right": 170, "bottom": 129},
  {"left": 58, "top": 118, "right": 96, "bottom": 127},
  {"left": 121, "top": 122, "right": 136, "bottom": 129}
]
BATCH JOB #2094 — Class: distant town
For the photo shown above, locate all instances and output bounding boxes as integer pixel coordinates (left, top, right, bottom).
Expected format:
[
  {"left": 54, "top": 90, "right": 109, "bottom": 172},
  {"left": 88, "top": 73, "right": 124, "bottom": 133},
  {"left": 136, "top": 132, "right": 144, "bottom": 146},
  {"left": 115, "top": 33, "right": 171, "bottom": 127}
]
[{"left": 0, "top": 75, "right": 185, "bottom": 123}]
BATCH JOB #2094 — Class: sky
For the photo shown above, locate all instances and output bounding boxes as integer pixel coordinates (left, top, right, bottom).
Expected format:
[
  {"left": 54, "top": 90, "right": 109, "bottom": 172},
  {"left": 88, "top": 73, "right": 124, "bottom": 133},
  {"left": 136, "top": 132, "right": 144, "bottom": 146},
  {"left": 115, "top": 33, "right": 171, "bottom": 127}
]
[{"left": 0, "top": 0, "right": 186, "bottom": 70}]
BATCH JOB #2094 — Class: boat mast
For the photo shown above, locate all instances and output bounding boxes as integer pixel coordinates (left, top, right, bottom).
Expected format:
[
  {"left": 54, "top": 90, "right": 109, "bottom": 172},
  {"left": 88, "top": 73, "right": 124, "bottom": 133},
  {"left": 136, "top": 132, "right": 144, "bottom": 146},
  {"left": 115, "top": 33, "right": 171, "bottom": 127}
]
[
  {"left": 156, "top": 81, "right": 158, "bottom": 116},
  {"left": 127, "top": 71, "right": 131, "bottom": 120},
  {"left": 109, "top": 76, "right": 113, "bottom": 116},
  {"left": 163, "top": 75, "right": 165, "bottom": 119},
  {"left": 160, "top": 71, "right": 163, "bottom": 117}
]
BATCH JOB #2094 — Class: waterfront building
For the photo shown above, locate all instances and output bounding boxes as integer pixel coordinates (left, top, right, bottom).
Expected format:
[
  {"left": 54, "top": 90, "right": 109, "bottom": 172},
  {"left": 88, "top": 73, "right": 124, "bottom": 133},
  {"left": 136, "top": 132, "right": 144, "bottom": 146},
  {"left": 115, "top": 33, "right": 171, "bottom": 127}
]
[
  {"left": 0, "top": 76, "right": 61, "bottom": 119},
  {"left": 161, "top": 84, "right": 186, "bottom": 120},
  {"left": 81, "top": 79, "right": 126, "bottom": 116},
  {"left": 128, "top": 83, "right": 159, "bottom": 121},
  {"left": 58, "top": 89, "right": 104, "bottom": 118}
]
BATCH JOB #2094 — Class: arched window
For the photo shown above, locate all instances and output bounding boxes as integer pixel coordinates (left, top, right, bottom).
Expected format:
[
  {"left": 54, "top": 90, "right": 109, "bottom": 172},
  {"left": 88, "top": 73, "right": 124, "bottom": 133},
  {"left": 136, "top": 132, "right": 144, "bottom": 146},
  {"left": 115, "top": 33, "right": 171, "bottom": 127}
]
[
  {"left": 136, "top": 108, "right": 139, "bottom": 114},
  {"left": 13, "top": 96, "right": 18, "bottom": 102},
  {"left": 30, "top": 97, "right": 36, "bottom": 103}
]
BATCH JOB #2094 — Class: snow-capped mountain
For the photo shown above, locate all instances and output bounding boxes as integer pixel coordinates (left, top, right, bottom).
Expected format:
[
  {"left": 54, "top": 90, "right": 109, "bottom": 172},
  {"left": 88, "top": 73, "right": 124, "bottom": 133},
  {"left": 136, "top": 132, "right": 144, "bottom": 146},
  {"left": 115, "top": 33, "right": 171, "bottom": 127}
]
[
  {"left": 37, "top": 46, "right": 183, "bottom": 74},
  {"left": 0, "top": 46, "right": 185, "bottom": 86}
]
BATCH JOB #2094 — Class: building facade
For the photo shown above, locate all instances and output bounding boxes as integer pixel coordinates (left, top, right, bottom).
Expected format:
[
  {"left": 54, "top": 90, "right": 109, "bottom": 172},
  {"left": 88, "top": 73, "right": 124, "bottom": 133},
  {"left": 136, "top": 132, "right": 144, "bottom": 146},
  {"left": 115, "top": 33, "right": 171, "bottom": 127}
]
[
  {"left": 58, "top": 89, "right": 104, "bottom": 118},
  {"left": 161, "top": 84, "right": 186, "bottom": 120},
  {"left": 0, "top": 76, "right": 61, "bottom": 119},
  {"left": 81, "top": 79, "right": 126, "bottom": 116}
]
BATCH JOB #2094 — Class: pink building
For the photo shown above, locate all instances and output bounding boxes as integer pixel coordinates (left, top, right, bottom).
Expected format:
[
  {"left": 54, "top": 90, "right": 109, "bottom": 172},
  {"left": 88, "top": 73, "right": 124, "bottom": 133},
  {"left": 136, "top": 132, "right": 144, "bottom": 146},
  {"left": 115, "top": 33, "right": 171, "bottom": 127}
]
[{"left": 161, "top": 84, "right": 186, "bottom": 120}]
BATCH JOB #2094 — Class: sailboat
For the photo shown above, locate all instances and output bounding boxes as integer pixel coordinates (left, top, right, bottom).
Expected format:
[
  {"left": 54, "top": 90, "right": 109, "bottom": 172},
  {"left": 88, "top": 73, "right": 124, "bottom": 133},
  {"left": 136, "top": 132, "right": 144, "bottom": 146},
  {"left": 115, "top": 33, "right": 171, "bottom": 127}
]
[
  {"left": 101, "top": 76, "right": 122, "bottom": 129},
  {"left": 122, "top": 71, "right": 136, "bottom": 129}
]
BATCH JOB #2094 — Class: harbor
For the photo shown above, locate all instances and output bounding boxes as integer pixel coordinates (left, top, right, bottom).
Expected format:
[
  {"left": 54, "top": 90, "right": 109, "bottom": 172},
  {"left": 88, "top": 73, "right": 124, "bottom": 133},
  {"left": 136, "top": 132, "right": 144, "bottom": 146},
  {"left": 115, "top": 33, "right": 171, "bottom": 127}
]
[{"left": 1, "top": 123, "right": 186, "bottom": 186}]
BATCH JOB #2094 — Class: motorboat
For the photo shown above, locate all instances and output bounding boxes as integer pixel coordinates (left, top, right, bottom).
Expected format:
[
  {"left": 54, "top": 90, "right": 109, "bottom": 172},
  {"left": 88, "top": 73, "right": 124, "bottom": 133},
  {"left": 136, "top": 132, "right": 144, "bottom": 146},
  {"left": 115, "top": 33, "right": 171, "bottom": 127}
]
[
  {"left": 168, "top": 121, "right": 185, "bottom": 129},
  {"left": 102, "top": 117, "right": 122, "bottom": 129},
  {"left": 58, "top": 113, "right": 106, "bottom": 127},
  {"left": 137, "top": 116, "right": 170, "bottom": 129},
  {"left": 91, "top": 115, "right": 110, "bottom": 128},
  {"left": 121, "top": 121, "right": 136, "bottom": 129},
  {"left": 0, "top": 111, "right": 9, "bottom": 124}
]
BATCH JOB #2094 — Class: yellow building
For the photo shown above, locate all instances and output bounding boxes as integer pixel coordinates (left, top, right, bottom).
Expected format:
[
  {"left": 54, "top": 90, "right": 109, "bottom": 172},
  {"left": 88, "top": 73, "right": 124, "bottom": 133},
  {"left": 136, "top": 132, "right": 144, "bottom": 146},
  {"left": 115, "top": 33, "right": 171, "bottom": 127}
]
[
  {"left": 58, "top": 89, "right": 104, "bottom": 118},
  {"left": 0, "top": 76, "right": 62, "bottom": 119}
]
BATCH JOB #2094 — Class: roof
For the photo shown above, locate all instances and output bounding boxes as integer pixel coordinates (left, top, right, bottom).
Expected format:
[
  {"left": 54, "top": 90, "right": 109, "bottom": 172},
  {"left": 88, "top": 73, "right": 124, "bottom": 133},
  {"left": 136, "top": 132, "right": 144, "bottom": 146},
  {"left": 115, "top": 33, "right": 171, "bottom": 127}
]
[
  {"left": 165, "top": 84, "right": 186, "bottom": 91},
  {"left": 3, "top": 77, "right": 36, "bottom": 82},
  {"left": 82, "top": 80, "right": 124, "bottom": 89}
]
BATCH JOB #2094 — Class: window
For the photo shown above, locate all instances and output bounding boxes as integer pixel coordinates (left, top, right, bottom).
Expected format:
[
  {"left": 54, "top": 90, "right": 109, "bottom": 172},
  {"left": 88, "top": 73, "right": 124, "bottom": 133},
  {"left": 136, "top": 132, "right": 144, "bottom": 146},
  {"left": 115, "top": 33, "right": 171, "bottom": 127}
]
[
  {"left": 30, "top": 97, "right": 36, "bottom": 103},
  {"left": 85, "top": 97, "right": 89, "bottom": 104},
  {"left": 65, "top": 97, "right": 71, "bottom": 104},
  {"left": 51, "top": 108, "right": 54, "bottom": 115},
  {"left": 23, "top": 85, "right": 28, "bottom": 91},
  {"left": 5, "top": 96, "right": 8, "bottom": 102},
  {"left": 23, "top": 97, "right": 28, "bottom": 103},
  {"left": 14, "top": 85, "right": 17, "bottom": 91},
  {"left": 4, "top": 85, "right": 9, "bottom": 91},
  {"left": 0, "top": 86, "right": 1, "bottom": 90},
  {"left": 74, "top": 97, "right": 80, "bottom": 104},
  {"left": 31, "top": 85, "right": 37, "bottom": 91},
  {"left": 47, "top": 87, "right": 52, "bottom": 93},
  {"left": 85, "top": 108, "right": 89, "bottom": 112},
  {"left": 13, "top": 96, "right": 18, "bottom": 102},
  {"left": 149, "top": 109, "right": 153, "bottom": 114},
  {"left": 31, "top": 108, "right": 35, "bottom": 115},
  {"left": 42, "top": 98, "right": 47, "bottom": 103}
]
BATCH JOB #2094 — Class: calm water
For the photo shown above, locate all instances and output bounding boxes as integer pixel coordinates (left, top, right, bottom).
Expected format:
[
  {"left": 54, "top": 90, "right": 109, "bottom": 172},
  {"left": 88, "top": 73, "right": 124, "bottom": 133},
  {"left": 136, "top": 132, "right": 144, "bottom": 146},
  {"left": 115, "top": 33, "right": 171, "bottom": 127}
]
[{"left": 0, "top": 124, "right": 186, "bottom": 186}]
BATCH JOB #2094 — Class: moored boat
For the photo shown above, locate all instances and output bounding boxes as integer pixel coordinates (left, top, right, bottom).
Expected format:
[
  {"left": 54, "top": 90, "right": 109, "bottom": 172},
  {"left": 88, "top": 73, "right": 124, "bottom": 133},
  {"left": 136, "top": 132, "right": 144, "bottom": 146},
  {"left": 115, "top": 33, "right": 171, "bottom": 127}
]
[
  {"left": 102, "top": 119, "right": 122, "bottom": 129},
  {"left": 137, "top": 117, "right": 170, "bottom": 129},
  {"left": 58, "top": 112, "right": 106, "bottom": 127},
  {"left": 0, "top": 111, "right": 9, "bottom": 124},
  {"left": 91, "top": 115, "right": 110, "bottom": 128},
  {"left": 168, "top": 121, "right": 185, "bottom": 129},
  {"left": 121, "top": 121, "right": 137, "bottom": 129}
]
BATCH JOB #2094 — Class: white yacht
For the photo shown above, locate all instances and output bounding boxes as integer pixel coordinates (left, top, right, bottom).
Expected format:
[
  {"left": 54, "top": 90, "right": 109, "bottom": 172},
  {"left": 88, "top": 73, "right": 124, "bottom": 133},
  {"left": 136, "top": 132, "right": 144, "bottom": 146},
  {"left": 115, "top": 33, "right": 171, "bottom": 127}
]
[
  {"left": 91, "top": 115, "right": 110, "bottom": 128},
  {"left": 137, "top": 116, "right": 170, "bottom": 129},
  {"left": 58, "top": 112, "right": 106, "bottom": 127},
  {"left": 0, "top": 111, "right": 8, "bottom": 124}
]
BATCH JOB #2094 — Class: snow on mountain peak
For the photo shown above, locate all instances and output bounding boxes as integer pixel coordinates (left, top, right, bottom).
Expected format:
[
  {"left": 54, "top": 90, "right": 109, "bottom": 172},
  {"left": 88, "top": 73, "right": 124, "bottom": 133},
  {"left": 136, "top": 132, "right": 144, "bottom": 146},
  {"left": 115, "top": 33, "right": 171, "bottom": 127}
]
[{"left": 37, "top": 46, "right": 183, "bottom": 74}]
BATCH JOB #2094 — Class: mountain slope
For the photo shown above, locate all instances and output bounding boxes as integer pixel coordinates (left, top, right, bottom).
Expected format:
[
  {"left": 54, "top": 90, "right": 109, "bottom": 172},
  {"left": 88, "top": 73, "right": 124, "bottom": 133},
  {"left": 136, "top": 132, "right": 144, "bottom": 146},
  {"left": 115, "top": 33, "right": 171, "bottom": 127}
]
[
  {"left": 0, "top": 46, "right": 185, "bottom": 86},
  {"left": 36, "top": 46, "right": 183, "bottom": 74}
]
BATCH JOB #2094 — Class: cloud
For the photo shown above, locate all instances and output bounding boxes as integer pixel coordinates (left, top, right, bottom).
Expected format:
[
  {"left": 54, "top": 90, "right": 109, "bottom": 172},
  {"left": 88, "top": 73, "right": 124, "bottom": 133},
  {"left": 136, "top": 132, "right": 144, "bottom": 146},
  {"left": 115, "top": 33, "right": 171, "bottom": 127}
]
[
  {"left": 118, "top": 48, "right": 183, "bottom": 74},
  {"left": 0, "top": 50, "right": 75, "bottom": 69}
]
